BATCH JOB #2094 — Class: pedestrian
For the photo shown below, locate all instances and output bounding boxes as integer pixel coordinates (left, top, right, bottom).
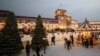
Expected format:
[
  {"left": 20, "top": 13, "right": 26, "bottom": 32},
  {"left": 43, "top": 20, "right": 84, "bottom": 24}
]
[
  {"left": 64, "top": 38, "right": 67, "bottom": 48},
  {"left": 85, "top": 39, "right": 89, "bottom": 48},
  {"left": 77, "top": 34, "right": 81, "bottom": 44},
  {"left": 70, "top": 34, "right": 74, "bottom": 46},
  {"left": 81, "top": 35, "right": 84, "bottom": 47},
  {"left": 90, "top": 38, "right": 93, "bottom": 48},
  {"left": 51, "top": 35, "right": 55, "bottom": 45},
  {"left": 83, "top": 39, "right": 86, "bottom": 47},
  {"left": 25, "top": 41, "right": 31, "bottom": 56},
  {"left": 36, "top": 47, "right": 40, "bottom": 56},
  {"left": 67, "top": 40, "right": 71, "bottom": 50}
]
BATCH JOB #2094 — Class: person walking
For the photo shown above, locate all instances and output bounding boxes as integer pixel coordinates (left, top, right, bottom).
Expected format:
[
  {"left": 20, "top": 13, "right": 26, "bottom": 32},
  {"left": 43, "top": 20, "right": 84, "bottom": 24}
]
[
  {"left": 85, "top": 39, "right": 89, "bottom": 48},
  {"left": 67, "top": 40, "right": 71, "bottom": 50},
  {"left": 81, "top": 35, "right": 85, "bottom": 47},
  {"left": 64, "top": 38, "right": 67, "bottom": 48},
  {"left": 25, "top": 41, "right": 31, "bottom": 56},
  {"left": 36, "top": 46, "right": 40, "bottom": 56},
  {"left": 51, "top": 35, "right": 55, "bottom": 45},
  {"left": 70, "top": 34, "right": 74, "bottom": 46},
  {"left": 90, "top": 38, "right": 93, "bottom": 48}
]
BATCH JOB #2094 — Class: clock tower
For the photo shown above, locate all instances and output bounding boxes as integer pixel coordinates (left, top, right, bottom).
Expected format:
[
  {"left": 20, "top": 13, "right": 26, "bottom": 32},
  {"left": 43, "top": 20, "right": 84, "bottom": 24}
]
[{"left": 55, "top": 9, "right": 72, "bottom": 29}]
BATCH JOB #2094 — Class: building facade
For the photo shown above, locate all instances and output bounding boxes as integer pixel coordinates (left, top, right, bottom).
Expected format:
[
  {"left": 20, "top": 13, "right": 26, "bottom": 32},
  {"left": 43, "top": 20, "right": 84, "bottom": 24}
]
[
  {"left": 0, "top": 9, "right": 78, "bottom": 31},
  {"left": 89, "top": 21, "right": 100, "bottom": 31}
]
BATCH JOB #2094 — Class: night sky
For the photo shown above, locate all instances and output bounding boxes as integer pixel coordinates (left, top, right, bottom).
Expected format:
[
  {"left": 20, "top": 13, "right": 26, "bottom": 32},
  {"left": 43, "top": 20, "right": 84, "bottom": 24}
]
[{"left": 0, "top": 0, "right": 100, "bottom": 22}]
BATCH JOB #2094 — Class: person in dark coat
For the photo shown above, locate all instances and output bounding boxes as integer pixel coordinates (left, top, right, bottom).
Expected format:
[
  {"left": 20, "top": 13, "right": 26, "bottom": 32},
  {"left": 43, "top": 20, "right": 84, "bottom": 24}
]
[
  {"left": 51, "top": 35, "right": 55, "bottom": 45},
  {"left": 85, "top": 39, "right": 89, "bottom": 48},
  {"left": 81, "top": 35, "right": 85, "bottom": 47},
  {"left": 25, "top": 41, "right": 31, "bottom": 56},
  {"left": 90, "top": 38, "right": 93, "bottom": 48},
  {"left": 66, "top": 40, "right": 71, "bottom": 50},
  {"left": 36, "top": 47, "right": 40, "bottom": 56},
  {"left": 70, "top": 34, "right": 74, "bottom": 46},
  {"left": 64, "top": 38, "right": 68, "bottom": 48},
  {"left": 83, "top": 39, "right": 86, "bottom": 47}
]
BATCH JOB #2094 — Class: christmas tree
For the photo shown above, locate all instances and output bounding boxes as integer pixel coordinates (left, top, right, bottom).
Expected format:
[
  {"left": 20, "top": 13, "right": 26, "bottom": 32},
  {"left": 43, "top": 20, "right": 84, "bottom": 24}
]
[
  {"left": 31, "top": 15, "right": 48, "bottom": 55},
  {"left": 0, "top": 12, "right": 24, "bottom": 55}
]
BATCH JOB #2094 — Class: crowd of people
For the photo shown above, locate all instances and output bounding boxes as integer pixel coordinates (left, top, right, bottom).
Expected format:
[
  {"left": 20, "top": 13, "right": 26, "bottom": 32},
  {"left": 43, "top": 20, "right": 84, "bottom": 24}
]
[
  {"left": 24, "top": 32, "right": 100, "bottom": 56},
  {"left": 25, "top": 41, "right": 41, "bottom": 56},
  {"left": 77, "top": 32, "right": 99, "bottom": 48},
  {"left": 64, "top": 34, "right": 74, "bottom": 50},
  {"left": 50, "top": 32, "right": 100, "bottom": 50},
  {"left": 50, "top": 33, "right": 74, "bottom": 50}
]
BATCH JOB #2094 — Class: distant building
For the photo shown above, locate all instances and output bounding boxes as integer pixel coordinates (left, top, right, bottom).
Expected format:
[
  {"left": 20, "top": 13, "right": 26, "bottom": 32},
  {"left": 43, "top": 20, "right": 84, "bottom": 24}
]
[
  {"left": 0, "top": 9, "right": 78, "bottom": 31},
  {"left": 89, "top": 21, "right": 100, "bottom": 30}
]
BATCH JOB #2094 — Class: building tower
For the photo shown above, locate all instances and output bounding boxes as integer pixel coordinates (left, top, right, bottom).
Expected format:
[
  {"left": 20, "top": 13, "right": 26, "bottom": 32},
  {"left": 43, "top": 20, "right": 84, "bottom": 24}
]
[{"left": 55, "top": 9, "right": 72, "bottom": 29}]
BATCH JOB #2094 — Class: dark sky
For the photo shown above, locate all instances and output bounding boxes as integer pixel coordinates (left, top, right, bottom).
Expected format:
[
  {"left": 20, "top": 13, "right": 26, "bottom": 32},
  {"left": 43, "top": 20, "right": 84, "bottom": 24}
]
[{"left": 0, "top": 0, "right": 100, "bottom": 22}]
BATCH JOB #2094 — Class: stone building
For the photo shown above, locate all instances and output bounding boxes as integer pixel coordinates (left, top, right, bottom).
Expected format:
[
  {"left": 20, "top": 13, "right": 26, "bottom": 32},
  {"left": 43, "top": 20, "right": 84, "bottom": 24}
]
[{"left": 0, "top": 9, "right": 78, "bottom": 31}]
